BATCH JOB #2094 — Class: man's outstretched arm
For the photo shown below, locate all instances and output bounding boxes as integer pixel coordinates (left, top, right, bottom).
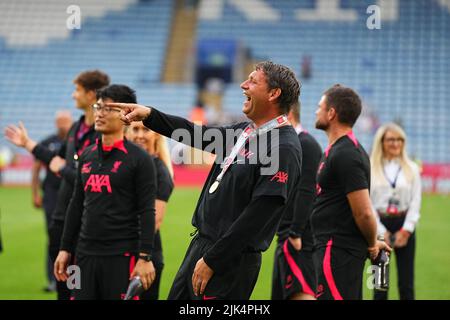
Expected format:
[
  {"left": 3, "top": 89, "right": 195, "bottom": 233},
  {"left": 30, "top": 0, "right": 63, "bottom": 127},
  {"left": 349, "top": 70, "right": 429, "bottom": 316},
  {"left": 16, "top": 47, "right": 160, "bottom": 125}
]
[
  {"left": 105, "top": 102, "right": 229, "bottom": 153},
  {"left": 4, "top": 122, "right": 67, "bottom": 166}
]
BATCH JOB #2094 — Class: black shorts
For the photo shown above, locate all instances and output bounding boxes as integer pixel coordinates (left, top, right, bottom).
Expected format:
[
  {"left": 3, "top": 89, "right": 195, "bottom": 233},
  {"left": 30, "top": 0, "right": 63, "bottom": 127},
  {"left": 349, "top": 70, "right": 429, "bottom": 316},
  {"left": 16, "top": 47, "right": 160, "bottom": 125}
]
[
  {"left": 168, "top": 235, "right": 261, "bottom": 300},
  {"left": 71, "top": 253, "right": 138, "bottom": 300},
  {"left": 272, "top": 238, "right": 316, "bottom": 299},
  {"left": 313, "top": 238, "right": 365, "bottom": 300}
]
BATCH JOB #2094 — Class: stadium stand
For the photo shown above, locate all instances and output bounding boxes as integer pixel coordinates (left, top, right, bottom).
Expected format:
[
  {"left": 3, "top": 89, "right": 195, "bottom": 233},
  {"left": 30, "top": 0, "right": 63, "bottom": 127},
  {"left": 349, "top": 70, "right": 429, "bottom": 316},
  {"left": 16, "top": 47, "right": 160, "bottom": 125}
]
[
  {"left": 198, "top": 0, "right": 450, "bottom": 163},
  {"left": 0, "top": 0, "right": 196, "bottom": 147},
  {"left": 0, "top": 0, "right": 449, "bottom": 187}
]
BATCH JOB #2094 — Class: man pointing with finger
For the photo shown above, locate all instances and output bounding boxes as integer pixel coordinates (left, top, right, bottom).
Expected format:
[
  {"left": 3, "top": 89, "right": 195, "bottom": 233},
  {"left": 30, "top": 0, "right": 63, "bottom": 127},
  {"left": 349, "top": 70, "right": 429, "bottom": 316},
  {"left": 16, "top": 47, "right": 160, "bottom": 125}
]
[{"left": 107, "top": 61, "right": 303, "bottom": 300}]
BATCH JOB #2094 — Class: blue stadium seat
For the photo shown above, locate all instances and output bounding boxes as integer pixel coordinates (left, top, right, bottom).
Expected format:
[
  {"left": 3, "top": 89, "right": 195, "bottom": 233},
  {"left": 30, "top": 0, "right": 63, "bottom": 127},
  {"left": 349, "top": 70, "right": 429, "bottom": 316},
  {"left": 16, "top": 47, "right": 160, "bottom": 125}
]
[
  {"left": 0, "top": 0, "right": 175, "bottom": 146},
  {"left": 198, "top": 0, "right": 450, "bottom": 162}
]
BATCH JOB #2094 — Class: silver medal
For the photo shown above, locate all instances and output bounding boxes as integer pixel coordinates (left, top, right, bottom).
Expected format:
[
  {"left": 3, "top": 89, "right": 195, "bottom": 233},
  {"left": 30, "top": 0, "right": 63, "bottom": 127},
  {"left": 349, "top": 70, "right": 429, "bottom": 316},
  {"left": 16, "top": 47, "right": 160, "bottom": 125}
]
[{"left": 209, "top": 180, "right": 220, "bottom": 194}]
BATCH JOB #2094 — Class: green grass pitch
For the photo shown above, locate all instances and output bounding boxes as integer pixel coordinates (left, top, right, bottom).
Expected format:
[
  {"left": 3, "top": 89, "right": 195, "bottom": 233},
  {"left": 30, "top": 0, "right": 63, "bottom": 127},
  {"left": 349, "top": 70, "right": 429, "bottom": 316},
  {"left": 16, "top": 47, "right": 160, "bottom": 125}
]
[{"left": 0, "top": 186, "right": 449, "bottom": 300}]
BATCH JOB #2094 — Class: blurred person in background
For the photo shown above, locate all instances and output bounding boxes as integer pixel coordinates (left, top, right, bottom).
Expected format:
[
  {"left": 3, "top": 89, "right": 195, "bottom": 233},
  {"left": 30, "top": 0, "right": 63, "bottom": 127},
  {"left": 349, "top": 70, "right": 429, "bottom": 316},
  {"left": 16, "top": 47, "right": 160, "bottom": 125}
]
[
  {"left": 4, "top": 70, "right": 110, "bottom": 299},
  {"left": 272, "top": 101, "right": 322, "bottom": 300},
  {"left": 0, "top": 145, "right": 14, "bottom": 185},
  {"left": 190, "top": 100, "right": 207, "bottom": 125},
  {"left": 370, "top": 123, "right": 422, "bottom": 300},
  {"left": 31, "top": 110, "right": 73, "bottom": 292},
  {"left": 301, "top": 55, "right": 312, "bottom": 80},
  {"left": 126, "top": 122, "right": 174, "bottom": 300}
]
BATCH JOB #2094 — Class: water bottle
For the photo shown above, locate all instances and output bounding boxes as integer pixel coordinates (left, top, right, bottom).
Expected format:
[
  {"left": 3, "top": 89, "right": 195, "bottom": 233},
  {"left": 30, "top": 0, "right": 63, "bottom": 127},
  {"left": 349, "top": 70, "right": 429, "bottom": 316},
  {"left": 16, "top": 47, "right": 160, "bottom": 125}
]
[
  {"left": 372, "top": 235, "right": 390, "bottom": 291},
  {"left": 123, "top": 276, "right": 144, "bottom": 300}
]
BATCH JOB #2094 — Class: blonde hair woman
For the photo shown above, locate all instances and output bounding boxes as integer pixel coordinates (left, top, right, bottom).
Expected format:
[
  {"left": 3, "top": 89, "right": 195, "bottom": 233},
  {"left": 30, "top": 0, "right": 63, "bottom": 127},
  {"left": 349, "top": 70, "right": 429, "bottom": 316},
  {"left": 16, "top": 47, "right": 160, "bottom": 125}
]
[
  {"left": 126, "top": 122, "right": 174, "bottom": 300},
  {"left": 370, "top": 123, "right": 421, "bottom": 300}
]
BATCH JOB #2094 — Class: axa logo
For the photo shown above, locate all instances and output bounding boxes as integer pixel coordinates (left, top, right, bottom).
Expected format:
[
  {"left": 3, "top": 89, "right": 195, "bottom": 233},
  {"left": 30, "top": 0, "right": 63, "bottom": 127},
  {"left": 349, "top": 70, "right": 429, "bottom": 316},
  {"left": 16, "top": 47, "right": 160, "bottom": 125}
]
[
  {"left": 271, "top": 171, "right": 288, "bottom": 184},
  {"left": 111, "top": 161, "right": 122, "bottom": 173},
  {"left": 84, "top": 174, "right": 112, "bottom": 193},
  {"left": 81, "top": 162, "right": 92, "bottom": 174}
]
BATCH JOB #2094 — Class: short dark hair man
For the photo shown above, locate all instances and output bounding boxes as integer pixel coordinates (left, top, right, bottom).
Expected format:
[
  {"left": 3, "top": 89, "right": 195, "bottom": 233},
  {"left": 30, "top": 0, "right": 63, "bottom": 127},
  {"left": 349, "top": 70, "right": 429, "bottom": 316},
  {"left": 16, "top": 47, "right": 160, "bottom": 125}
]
[
  {"left": 272, "top": 100, "right": 322, "bottom": 300},
  {"left": 107, "top": 61, "right": 303, "bottom": 300},
  {"left": 311, "top": 84, "right": 391, "bottom": 300},
  {"left": 54, "top": 85, "right": 157, "bottom": 300},
  {"left": 4, "top": 70, "right": 110, "bottom": 299}
]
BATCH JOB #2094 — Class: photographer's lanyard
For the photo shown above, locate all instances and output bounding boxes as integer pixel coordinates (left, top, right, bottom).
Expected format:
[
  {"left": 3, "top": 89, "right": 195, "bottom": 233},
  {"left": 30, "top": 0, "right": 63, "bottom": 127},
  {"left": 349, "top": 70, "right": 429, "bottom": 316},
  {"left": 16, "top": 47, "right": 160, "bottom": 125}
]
[
  {"left": 384, "top": 166, "right": 402, "bottom": 189},
  {"left": 208, "top": 114, "right": 288, "bottom": 194}
]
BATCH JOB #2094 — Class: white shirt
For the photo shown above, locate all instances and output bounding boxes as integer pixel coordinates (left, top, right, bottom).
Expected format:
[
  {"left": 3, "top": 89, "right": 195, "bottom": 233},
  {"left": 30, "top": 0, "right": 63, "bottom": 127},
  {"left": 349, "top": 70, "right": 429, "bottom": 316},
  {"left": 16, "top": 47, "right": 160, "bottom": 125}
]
[{"left": 370, "top": 158, "right": 422, "bottom": 235}]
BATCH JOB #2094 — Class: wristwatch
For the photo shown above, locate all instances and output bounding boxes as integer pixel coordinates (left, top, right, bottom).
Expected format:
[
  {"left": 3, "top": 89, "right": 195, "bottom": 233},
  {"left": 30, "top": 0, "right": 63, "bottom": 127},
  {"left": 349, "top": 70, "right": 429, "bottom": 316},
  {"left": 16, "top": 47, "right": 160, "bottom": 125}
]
[{"left": 138, "top": 254, "right": 152, "bottom": 262}]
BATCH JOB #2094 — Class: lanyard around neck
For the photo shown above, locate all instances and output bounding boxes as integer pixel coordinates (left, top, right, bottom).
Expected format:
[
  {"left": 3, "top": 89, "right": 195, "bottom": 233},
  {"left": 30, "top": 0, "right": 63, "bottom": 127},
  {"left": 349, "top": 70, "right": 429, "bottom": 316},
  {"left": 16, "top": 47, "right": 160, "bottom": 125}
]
[
  {"left": 208, "top": 114, "right": 288, "bottom": 194},
  {"left": 383, "top": 165, "right": 402, "bottom": 189}
]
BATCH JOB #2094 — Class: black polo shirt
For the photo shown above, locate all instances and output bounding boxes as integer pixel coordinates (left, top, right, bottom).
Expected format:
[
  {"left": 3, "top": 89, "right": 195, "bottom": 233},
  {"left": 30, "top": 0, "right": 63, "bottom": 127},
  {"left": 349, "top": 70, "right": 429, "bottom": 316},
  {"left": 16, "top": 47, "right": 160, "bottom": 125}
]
[
  {"left": 60, "top": 138, "right": 157, "bottom": 256},
  {"left": 310, "top": 132, "right": 371, "bottom": 259}
]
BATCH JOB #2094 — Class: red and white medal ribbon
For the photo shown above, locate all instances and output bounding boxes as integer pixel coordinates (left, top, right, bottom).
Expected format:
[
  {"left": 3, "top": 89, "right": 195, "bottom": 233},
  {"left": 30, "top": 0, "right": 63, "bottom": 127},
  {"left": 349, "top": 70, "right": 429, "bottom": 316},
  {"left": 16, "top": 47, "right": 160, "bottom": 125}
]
[{"left": 209, "top": 114, "right": 288, "bottom": 194}]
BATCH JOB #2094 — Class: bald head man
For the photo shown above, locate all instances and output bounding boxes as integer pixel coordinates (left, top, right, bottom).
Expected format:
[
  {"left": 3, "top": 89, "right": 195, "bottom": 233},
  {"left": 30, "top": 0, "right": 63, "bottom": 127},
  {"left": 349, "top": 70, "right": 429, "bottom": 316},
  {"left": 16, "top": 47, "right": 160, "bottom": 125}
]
[{"left": 55, "top": 110, "right": 73, "bottom": 139}]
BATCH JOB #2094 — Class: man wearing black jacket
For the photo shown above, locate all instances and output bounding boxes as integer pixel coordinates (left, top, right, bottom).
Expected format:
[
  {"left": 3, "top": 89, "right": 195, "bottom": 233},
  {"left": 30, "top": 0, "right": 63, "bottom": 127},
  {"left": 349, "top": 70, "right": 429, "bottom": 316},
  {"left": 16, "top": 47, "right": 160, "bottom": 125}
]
[
  {"left": 4, "top": 70, "right": 110, "bottom": 299},
  {"left": 54, "top": 85, "right": 157, "bottom": 300},
  {"left": 107, "top": 61, "right": 303, "bottom": 300},
  {"left": 272, "top": 101, "right": 322, "bottom": 300}
]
